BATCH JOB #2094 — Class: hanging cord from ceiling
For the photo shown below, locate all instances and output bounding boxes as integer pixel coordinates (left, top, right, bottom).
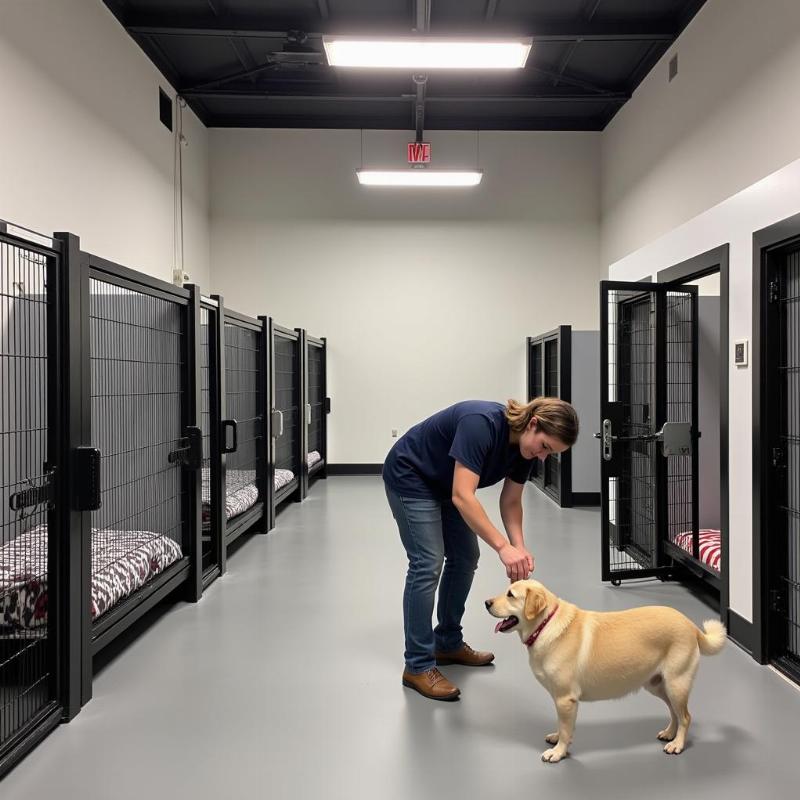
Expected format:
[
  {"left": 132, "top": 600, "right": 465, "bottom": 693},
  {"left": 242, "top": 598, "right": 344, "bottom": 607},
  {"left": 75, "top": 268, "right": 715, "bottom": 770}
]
[{"left": 173, "top": 95, "right": 187, "bottom": 285}]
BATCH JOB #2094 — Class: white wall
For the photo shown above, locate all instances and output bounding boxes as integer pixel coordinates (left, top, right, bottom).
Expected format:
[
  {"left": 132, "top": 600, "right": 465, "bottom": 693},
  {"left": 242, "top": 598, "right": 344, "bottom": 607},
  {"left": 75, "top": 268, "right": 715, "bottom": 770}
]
[
  {"left": 0, "top": 1, "right": 210, "bottom": 288},
  {"left": 608, "top": 155, "right": 800, "bottom": 622},
  {"left": 602, "top": 0, "right": 800, "bottom": 267},
  {"left": 210, "top": 129, "right": 601, "bottom": 463}
]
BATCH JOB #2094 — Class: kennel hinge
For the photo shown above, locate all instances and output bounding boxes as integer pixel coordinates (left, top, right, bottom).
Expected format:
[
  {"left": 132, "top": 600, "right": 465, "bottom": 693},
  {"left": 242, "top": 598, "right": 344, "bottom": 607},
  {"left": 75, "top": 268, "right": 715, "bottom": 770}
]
[
  {"left": 770, "top": 589, "right": 788, "bottom": 614},
  {"left": 768, "top": 280, "right": 780, "bottom": 303},
  {"left": 9, "top": 468, "right": 57, "bottom": 512},
  {"left": 168, "top": 426, "right": 203, "bottom": 470}
]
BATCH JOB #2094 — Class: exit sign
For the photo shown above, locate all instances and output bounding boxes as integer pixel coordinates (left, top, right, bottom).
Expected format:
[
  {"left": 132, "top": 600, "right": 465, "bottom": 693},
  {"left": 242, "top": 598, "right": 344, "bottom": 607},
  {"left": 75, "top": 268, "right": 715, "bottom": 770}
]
[{"left": 407, "top": 142, "right": 431, "bottom": 163}]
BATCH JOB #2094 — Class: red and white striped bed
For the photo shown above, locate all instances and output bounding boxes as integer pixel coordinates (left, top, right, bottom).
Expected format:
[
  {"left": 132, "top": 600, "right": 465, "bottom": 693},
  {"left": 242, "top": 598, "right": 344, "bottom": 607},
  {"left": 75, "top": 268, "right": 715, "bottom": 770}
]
[{"left": 671, "top": 529, "right": 721, "bottom": 572}]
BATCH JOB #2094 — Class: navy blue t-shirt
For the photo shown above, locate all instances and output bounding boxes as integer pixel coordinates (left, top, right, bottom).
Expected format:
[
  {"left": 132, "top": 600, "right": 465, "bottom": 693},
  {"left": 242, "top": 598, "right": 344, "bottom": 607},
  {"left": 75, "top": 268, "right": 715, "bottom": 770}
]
[{"left": 382, "top": 400, "right": 534, "bottom": 499}]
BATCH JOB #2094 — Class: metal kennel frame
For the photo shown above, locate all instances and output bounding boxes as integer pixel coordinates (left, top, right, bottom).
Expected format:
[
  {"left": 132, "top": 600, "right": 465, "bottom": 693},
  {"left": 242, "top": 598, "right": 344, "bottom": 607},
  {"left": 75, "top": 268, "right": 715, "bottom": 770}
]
[
  {"left": 599, "top": 281, "right": 699, "bottom": 586},
  {"left": 526, "top": 326, "right": 572, "bottom": 507},
  {"left": 270, "top": 324, "right": 303, "bottom": 524},
  {"left": 0, "top": 222, "right": 81, "bottom": 777},
  {"left": 304, "top": 334, "right": 330, "bottom": 493}
]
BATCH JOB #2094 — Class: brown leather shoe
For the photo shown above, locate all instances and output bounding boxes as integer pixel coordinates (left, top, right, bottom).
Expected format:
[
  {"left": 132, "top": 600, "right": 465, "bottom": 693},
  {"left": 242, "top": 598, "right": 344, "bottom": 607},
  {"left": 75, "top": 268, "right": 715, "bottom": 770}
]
[
  {"left": 435, "top": 642, "right": 495, "bottom": 667},
  {"left": 402, "top": 667, "right": 461, "bottom": 701}
]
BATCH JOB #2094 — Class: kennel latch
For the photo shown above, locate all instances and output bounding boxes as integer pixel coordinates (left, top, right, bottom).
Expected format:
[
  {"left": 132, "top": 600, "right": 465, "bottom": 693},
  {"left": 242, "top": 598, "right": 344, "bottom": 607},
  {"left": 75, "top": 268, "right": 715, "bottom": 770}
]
[
  {"left": 168, "top": 426, "right": 203, "bottom": 470},
  {"left": 595, "top": 420, "right": 694, "bottom": 460},
  {"left": 9, "top": 468, "right": 57, "bottom": 512},
  {"left": 74, "top": 447, "right": 102, "bottom": 510}
]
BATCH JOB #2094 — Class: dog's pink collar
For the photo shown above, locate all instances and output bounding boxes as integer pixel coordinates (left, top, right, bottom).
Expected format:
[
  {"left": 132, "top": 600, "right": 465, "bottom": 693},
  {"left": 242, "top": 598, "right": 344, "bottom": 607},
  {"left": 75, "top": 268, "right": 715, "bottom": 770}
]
[{"left": 524, "top": 604, "right": 559, "bottom": 648}]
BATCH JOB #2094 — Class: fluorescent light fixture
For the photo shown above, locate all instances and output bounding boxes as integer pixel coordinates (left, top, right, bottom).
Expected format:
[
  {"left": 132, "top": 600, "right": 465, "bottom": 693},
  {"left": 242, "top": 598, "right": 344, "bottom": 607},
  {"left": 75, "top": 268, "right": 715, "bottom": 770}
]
[
  {"left": 357, "top": 170, "right": 483, "bottom": 187},
  {"left": 323, "top": 36, "right": 532, "bottom": 69}
]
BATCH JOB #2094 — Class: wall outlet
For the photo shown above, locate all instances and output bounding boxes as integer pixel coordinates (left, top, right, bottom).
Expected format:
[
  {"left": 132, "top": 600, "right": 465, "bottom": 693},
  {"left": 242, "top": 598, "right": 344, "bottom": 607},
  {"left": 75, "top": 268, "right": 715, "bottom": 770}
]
[{"left": 391, "top": 429, "right": 398, "bottom": 438}]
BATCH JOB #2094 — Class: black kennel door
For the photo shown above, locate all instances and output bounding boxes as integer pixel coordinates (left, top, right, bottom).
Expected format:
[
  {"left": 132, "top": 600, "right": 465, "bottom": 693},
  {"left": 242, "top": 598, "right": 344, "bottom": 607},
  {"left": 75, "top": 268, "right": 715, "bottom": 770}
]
[
  {"left": 766, "top": 244, "right": 800, "bottom": 682},
  {"left": 0, "top": 229, "right": 64, "bottom": 775},
  {"left": 526, "top": 338, "right": 543, "bottom": 482},
  {"left": 599, "top": 281, "right": 698, "bottom": 584}
]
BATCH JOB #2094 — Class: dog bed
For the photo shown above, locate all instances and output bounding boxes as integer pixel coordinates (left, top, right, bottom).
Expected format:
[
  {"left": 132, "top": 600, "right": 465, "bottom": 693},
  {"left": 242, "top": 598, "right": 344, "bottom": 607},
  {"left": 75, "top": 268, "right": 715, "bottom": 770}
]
[
  {"left": 274, "top": 468, "right": 294, "bottom": 491},
  {"left": 307, "top": 450, "right": 321, "bottom": 469},
  {"left": 202, "top": 467, "right": 259, "bottom": 522},
  {"left": 671, "top": 529, "right": 721, "bottom": 572},
  {"left": 1, "top": 526, "right": 183, "bottom": 630}
]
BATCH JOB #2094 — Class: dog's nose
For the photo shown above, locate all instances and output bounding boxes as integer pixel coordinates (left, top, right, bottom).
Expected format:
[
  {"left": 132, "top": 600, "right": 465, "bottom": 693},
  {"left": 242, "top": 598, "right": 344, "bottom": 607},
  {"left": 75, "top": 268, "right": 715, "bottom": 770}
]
[{"left": 485, "top": 599, "right": 493, "bottom": 610}]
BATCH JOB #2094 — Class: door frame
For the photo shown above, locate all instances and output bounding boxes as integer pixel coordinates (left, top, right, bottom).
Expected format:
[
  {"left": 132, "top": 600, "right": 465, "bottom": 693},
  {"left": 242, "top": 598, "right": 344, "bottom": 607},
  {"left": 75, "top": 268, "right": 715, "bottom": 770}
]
[{"left": 656, "top": 244, "right": 730, "bottom": 624}]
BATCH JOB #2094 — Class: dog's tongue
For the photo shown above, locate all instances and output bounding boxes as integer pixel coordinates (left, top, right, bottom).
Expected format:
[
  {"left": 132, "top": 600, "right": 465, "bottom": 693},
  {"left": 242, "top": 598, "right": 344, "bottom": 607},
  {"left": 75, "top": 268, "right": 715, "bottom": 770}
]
[{"left": 494, "top": 620, "right": 504, "bottom": 633}]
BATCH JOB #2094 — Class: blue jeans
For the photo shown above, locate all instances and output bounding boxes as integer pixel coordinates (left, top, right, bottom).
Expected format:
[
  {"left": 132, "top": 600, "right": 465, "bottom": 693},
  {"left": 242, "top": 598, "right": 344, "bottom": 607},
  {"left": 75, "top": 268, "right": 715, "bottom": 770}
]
[{"left": 385, "top": 485, "right": 481, "bottom": 674}]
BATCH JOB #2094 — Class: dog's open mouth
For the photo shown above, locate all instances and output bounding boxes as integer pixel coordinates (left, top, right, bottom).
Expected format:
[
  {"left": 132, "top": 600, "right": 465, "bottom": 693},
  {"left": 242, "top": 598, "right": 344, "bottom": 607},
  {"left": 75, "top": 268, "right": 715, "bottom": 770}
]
[{"left": 494, "top": 616, "right": 519, "bottom": 633}]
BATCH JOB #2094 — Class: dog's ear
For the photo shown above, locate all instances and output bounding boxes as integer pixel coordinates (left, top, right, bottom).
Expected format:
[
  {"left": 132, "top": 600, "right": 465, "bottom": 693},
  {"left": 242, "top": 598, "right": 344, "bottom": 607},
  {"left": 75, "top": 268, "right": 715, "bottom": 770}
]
[{"left": 524, "top": 586, "right": 547, "bottom": 621}]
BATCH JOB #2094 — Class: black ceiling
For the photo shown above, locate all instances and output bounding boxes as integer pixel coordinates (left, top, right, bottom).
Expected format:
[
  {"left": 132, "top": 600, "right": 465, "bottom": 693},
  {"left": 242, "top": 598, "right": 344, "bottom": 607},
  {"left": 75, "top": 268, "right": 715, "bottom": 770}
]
[{"left": 103, "top": 0, "right": 707, "bottom": 131}]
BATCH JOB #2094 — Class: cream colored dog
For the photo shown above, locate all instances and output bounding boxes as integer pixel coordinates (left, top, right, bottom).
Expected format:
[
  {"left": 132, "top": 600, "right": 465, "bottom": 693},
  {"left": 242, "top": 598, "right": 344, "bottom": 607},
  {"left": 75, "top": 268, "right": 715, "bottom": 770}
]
[{"left": 485, "top": 579, "right": 726, "bottom": 763}]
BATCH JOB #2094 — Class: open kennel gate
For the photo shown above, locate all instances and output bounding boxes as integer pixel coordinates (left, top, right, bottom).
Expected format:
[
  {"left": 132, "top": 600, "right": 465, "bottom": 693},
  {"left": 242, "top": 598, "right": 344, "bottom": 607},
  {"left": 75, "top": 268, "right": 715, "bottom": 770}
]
[{"left": 599, "top": 281, "right": 699, "bottom": 585}]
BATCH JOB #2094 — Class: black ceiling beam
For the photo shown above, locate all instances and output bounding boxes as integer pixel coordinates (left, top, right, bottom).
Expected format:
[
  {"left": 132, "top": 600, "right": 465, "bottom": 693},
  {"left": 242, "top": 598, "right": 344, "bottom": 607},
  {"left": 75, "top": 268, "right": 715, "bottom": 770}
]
[
  {"left": 207, "top": 115, "right": 606, "bottom": 131},
  {"left": 125, "top": 18, "right": 679, "bottom": 42},
  {"left": 181, "top": 90, "right": 628, "bottom": 104}
]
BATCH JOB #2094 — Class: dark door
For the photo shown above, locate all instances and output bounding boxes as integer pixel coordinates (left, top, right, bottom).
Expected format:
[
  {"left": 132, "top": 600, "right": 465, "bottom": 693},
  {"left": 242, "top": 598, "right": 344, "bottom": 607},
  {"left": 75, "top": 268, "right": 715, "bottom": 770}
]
[
  {"left": 600, "top": 281, "right": 698, "bottom": 584},
  {"left": 765, "top": 243, "right": 800, "bottom": 683},
  {"left": 0, "top": 230, "right": 64, "bottom": 774}
]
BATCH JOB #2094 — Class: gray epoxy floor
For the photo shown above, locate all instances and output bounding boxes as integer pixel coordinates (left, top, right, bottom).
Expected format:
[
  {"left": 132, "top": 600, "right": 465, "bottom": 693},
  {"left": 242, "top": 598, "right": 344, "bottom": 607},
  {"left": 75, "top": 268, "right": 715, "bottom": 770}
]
[{"left": 4, "top": 477, "right": 800, "bottom": 798}]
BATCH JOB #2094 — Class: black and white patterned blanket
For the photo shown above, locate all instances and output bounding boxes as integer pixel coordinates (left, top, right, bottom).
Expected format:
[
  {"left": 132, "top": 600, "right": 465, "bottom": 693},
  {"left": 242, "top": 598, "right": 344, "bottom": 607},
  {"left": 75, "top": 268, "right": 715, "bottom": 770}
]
[
  {"left": 0, "top": 526, "right": 183, "bottom": 631},
  {"left": 201, "top": 468, "right": 259, "bottom": 521},
  {"left": 275, "top": 469, "right": 294, "bottom": 490}
]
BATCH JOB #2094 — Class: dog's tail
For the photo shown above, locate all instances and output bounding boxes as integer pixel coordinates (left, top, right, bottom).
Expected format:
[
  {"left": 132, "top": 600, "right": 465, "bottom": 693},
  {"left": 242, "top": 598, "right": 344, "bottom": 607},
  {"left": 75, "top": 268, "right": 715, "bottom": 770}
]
[{"left": 697, "top": 620, "right": 727, "bottom": 656}]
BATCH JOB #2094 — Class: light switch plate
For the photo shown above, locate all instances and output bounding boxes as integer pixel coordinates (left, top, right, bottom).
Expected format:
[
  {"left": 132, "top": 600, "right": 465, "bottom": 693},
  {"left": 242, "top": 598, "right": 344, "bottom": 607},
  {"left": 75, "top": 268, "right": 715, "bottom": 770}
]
[{"left": 734, "top": 339, "right": 748, "bottom": 367}]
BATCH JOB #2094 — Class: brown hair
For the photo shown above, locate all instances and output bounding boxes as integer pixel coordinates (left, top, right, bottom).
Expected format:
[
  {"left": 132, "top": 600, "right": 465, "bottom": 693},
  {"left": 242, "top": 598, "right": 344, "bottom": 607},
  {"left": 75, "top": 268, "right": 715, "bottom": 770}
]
[{"left": 505, "top": 397, "right": 579, "bottom": 447}]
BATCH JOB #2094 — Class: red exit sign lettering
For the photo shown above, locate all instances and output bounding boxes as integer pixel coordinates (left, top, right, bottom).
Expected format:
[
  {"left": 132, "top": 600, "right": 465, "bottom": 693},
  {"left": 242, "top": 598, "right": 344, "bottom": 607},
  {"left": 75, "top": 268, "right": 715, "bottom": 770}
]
[{"left": 407, "top": 142, "right": 431, "bottom": 163}]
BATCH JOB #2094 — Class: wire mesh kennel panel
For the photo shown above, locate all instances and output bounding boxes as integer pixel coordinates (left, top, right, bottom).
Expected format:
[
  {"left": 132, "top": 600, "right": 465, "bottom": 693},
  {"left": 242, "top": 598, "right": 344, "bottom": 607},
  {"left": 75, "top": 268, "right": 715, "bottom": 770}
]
[
  {"left": 527, "top": 339, "right": 543, "bottom": 482},
  {"left": 771, "top": 245, "right": 800, "bottom": 680},
  {"left": 200, "top": 302, "right": 221, "bottom": 576},
  {"left": 526, "top": 328, "right": 571, "bottom": 505},
  {"left": 544, "top": 338, "right": 561, "bottom": 495},
  {"left": 0, "top": 227, "right": 68, "bottom": 774},
  {"left": 601, "top": 286, "right": 661, "bottom": 581},
  {"left": 600, "top": 281, "right": 697, "bottom": 584},
  {"left": 87, "top": 268, "right": 189, "bottom": 638},
  {"left": 307, "top": 340, "right": 325, "bottom": 464},
  {"left": 223, "top": 316, "right": 264, "bottom": 522},
  {"left": 274, "top": 329, "right": 300, "bottom": 489},
  {"left": 663, "top": 291, "right": 703, "bottom": 569}
]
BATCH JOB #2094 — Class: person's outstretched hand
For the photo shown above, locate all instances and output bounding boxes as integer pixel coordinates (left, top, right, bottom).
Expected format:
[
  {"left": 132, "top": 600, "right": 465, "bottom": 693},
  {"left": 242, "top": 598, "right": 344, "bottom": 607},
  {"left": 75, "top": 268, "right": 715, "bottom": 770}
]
[
  {"left": 499, "top": 543, "right": 531, "bottom": 582},
  {"left": 519, "top": 545, "right": 535, "bottom": 576}
]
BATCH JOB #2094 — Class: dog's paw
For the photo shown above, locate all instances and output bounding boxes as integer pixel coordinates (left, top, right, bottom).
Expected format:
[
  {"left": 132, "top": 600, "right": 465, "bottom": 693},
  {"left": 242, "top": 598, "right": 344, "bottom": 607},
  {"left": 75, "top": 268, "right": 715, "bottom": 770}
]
[
  {"left": 657, "top": 727, "right": 677, "bottom": 741},
  {"left": 541, "top": 747, "right": 567, "bottom": 763},
  {"left": 663, "top": 741, "right": 685, "bottom": 755},
  {"left": 544, "top": 732, "right": 559, "bottom": 744}
]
